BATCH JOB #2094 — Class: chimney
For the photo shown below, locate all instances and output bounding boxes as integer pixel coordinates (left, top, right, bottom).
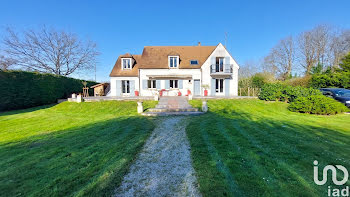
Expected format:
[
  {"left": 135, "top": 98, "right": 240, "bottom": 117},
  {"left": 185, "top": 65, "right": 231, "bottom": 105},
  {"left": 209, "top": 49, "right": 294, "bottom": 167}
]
[{"left": 198, "top": 42, "right": 201, "bottom": 46}]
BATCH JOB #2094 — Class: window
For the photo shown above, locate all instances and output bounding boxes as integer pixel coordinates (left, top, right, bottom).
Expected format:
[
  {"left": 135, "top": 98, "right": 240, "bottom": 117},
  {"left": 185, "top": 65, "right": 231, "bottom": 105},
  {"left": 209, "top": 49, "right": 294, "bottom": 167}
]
[
  {"left": 190, "top": 60, "right": 198, "bottom": 65},
  {"left": 122, "top": 58, "right": 131, "bottom": 69},
  {"left": 169, "top": 56, "right": 179, "bottom": 68},
  {"left": 122, "top": 80, "right": 130, "bottom": 93},
  {"left": 170, "top": 80, "right": 178, "bottom": 88},
  {"left": 216, "top": 79, "right": 224, "bottom": 93},
  {"left": 148, "top": 80, "right": 156, "bottom": 89},
  {"left": 216, "top": 57, "right": 224, "bottom": 72}
]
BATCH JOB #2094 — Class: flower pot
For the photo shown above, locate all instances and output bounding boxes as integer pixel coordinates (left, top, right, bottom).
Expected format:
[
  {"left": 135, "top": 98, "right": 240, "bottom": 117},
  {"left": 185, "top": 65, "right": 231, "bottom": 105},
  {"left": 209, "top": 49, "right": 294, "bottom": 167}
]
[
  {"left": 178, "top": 91, "right": 182, "bottom": 96},
  {"left": 204, "top": 90, "right": 208, "bottom": 96},
  {"left": 135, "top": 90, "right": 139, "bottom": 96}
]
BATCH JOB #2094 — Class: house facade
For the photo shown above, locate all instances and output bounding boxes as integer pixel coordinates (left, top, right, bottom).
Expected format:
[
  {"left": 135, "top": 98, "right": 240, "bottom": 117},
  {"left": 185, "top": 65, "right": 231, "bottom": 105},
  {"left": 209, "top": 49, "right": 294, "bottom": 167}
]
[{"left": 108, "top": 43, "right": 239, "bottom": 97}]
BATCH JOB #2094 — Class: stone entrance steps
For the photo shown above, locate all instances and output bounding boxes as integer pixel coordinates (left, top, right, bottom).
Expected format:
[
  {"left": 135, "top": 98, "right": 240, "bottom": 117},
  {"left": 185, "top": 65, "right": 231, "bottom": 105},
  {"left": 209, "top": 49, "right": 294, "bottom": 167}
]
[
  {"left": 148, "top": 108, "right": 199, "bottom": 113},
  {"left": 142, "top": 96, "right": 203, "bottom": 116}
]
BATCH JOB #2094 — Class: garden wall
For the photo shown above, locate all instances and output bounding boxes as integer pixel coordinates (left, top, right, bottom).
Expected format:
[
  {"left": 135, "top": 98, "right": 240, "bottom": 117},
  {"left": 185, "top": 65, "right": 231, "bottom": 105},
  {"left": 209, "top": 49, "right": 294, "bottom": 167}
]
[{"left": 0, "top": 71, "right": 97, "bottom": 111}]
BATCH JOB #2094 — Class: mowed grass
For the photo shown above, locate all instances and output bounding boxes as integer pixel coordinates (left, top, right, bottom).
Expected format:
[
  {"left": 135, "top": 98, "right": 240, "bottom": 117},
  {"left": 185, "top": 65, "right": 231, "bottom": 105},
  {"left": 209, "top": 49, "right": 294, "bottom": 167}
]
[
  {"left": 0, "top": 101, "right": 157, "bottom": 197},
  {"left": 188, "top": 99, "right": 350, "bottom": 197}
]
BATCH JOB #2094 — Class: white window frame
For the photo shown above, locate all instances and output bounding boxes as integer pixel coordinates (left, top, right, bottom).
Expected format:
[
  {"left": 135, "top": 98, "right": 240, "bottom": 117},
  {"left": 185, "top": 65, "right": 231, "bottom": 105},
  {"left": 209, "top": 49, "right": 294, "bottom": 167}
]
[
  {"left": 122, "top": 80, "right": 130, "bottom": 94},
  {"left": 215, "top": 79, "right": 224, "bottom": 93},
  {"left": 122, "top": 58, "right": 132, "bottom": 70},
  {"left": 170, "top": 80, "right": 178, "bottom": 89},
  {"left": 148, "top": 80, "right": 156, "bottom": 89},
  {"left": 168, "top": 56, "right": 179, "bottom": 68}
]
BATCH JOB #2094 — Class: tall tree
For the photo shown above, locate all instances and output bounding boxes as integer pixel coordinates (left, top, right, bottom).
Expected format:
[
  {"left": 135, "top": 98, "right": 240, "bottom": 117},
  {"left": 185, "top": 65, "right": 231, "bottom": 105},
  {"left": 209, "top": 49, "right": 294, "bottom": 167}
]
[
  {"left": 329, "top": 30, "right": 350, "bottom": 69},
  {"left": 270, "top": 36, "right": 295, "bottom": 80},
  {"left": 298, "top": 30, "right": 318, "bottom": 75},
  {"left": 339, "top": 52, "right": 350, "bottom": 72},
  {"left": 262, "top": 53, "right": 278, "bottom": 77},
  {"left": 3, "top": 27, "right": 99, "bottom": 76}
]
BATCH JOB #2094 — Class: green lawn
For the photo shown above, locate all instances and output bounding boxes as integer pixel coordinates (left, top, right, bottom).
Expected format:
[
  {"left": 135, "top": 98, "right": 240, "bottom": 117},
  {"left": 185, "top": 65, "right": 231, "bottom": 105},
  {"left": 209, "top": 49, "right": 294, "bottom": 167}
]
[
  {"left": 188, "top": 99, "right": 350, "bottom": 197},
  {"left": 0, "top": 101, "right": 157, "bottom": 197}
]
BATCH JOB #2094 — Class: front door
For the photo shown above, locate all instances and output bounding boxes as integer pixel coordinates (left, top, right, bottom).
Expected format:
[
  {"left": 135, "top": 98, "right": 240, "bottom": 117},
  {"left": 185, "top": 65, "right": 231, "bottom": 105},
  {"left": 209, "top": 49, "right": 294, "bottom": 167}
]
[
  {"left": 194, "top": 79, "right": 200, "bottom": 96},
  {"left": 122, "top": 80, "right": 130, "bottom": 95}
]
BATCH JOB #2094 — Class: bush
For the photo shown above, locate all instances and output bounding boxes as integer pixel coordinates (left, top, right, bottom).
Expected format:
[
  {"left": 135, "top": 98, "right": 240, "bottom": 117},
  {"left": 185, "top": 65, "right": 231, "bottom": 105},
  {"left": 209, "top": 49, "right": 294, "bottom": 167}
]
[
  {"left": 310, "top": 72, "right": 350, "bottom": 89},
  {"left": 251, "top": 74, "right": 266, "bottom": 88},
  {"left": 288, "top": 95, "right": 349, "bottom": 115},
  {"left": 281, "top": 86, "right": 322, "bottom": 103},
  {"left": 258, "top": 83, "right": 284, "bottom": 101},
  {"left": 283, "top": 76, "right": 311, "bottom": 87},
  {"left": 259, "top": 83, "right": 321, "bottom": 102},
  {"left": 0, "top": 70, "right": 97, "bottom": 111}
]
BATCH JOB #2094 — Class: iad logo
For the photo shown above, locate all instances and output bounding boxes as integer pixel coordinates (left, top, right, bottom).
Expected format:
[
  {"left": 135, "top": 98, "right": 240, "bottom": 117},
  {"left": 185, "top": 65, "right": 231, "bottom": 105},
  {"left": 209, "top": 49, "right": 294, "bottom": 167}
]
[{"left": 313, "top": 160, "right": 349, "bottom": 197}]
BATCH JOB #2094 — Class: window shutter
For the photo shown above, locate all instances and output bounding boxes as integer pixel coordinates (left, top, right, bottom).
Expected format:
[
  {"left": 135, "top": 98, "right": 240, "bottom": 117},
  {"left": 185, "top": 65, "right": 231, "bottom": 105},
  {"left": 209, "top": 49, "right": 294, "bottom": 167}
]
[
  {"left": 211, "top": 57, "right": 216, "bottom": 73},
  {"left": 224, "top": 56, "right": 230, "bottom": 72},
  {"left": 116, "top": 80, "right": 121, "bottom": 96},
  {"left": 178, "top": 80, "right": 183, "bottom": 89},
  {"left": 130, "top": 80, "right": 135, "bottom": 96},
  {"left": 211, "top": 78, "right": 216, "bottom": 96},
  {"left": 165, "top": 80, "right": 170, "bottom": 89},
  {"left": 225, "top": 79, "right": 230, "bottom": 96},
  {"left": 156, "top": 80, "right": 161, "bottom": 90},
  {"left": 142, "top": 80, "right": 148, "bottom": 90}
]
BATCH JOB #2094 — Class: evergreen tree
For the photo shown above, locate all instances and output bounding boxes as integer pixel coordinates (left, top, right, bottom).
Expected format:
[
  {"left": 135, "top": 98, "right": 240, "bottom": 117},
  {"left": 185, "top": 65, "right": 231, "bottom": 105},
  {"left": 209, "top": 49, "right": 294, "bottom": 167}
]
[{"left": 339, "top": 52, "right": 350, "bottom": 72}]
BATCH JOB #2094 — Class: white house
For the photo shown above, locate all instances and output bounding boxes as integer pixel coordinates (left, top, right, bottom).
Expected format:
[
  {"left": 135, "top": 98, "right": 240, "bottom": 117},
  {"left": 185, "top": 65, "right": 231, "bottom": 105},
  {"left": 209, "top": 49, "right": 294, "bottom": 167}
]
[{"left": 108, "top": 43, "right": 239, "bottom": 97}]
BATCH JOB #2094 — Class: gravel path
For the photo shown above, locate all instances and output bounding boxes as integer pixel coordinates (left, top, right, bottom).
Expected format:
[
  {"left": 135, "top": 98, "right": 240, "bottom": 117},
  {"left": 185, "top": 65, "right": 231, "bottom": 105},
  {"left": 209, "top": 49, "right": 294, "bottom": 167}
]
[{"left": 114, "top": 116, "right": 201, "bottom": 197}]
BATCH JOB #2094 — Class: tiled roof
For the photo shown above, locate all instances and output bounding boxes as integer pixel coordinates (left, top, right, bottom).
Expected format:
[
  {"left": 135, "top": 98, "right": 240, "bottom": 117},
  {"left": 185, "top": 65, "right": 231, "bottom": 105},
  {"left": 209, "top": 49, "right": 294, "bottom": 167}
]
[{"left": 109, "top": 45, "right": 217, "bottom": 77}]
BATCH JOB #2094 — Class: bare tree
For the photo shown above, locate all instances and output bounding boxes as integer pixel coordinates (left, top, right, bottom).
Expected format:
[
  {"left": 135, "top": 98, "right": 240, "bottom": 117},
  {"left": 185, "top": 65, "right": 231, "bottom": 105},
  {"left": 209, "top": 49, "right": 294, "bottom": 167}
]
[
  {"left": 239, "top": 60, "right": 261, "bottom": 79},
  {"left": 3, "top": 27, "right": 99, "bottom": 76},
  {"left": 313, "top": 25, "right": 331, "bottom": 66},
  {"left": 329, "top": 29, "right": 350, "bottom": 69},
  {"left": 262, "top": 53, "right": 278, "bottom": 77},
  {"left": 298, "top": 30, "right": 318, "bottom": 75},
  {"left": 0, "top": 55, "right": 16, "bottom": 71},
  {"left": 297, "top": 25, "right": 335, "bottom": 75},
  {"left": 267, "top": 36, "right": 295, "bottom": 80}
]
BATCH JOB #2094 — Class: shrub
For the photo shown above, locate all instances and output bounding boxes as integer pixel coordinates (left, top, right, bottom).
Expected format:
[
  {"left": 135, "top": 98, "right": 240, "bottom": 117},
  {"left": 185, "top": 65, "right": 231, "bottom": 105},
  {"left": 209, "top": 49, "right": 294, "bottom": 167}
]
[
  {"left": 283, "top": 76, "right": 311, "bottom": 87},
  {"left": 259, "top": 83, "right": 321, "bottom": 102},
  {"left": 251, "top": 74, "right": 266, "bottom": 88},
  {"left": 281, "top": 86, "right": 322, "bottom": 103},
  {"left": 288, "top": 95, "right": 349, "bottom": 115},
  {"left": 258, "top": 83, "right": 284, "bottom": 101},
  {"left": 0, "top": 70, "right": 97, "bottom": 111},
  {"left": 310, "top": 72, "right": 350, "bottom": 89}
]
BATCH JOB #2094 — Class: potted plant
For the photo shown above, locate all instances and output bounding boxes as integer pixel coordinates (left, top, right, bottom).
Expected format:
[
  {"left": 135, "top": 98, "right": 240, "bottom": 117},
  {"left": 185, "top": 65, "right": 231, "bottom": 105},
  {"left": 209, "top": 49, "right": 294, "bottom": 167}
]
[{"left": 202, "top": 84, "right": 209, "bottom": 96}]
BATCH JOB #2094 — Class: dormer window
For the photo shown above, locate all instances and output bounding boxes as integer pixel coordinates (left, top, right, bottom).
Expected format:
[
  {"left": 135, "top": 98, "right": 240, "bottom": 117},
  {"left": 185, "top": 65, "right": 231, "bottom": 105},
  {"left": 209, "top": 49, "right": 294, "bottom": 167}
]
[
  {"left": 190, "top": 60, "right": 198, "bottom": 65},
  {"left": 168, "top": 56, "right": 179, "bottom": 68},
  {"left": 122, "top": 58, "right": 132, "bottom": 69}
]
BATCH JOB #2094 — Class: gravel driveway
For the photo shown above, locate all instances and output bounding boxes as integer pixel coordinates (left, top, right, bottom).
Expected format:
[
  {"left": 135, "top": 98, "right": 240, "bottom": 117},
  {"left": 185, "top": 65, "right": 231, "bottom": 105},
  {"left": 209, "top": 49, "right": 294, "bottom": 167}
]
[{"left": 114, "top": 116, "right": 201, "bottom": 197}]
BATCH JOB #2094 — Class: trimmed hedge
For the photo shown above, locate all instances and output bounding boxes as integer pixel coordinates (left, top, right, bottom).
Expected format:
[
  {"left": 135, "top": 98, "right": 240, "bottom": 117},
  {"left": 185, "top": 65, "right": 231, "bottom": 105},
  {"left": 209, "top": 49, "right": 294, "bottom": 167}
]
[
  {"left": 0, "top": 71, "right": 97, "bottom": 111},
  {"left": 288, "top": 95, "right": 349, "bottom": 115},
  {"left": 258, "top": 83, "right": 322, "bottom": 102}
]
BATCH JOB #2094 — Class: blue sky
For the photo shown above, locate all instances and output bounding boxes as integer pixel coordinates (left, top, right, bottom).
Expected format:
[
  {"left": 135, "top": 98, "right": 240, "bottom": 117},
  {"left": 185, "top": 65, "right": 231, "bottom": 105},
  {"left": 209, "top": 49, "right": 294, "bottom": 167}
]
[{"left": 1, "top": 0, "right": 350, "bottom": 82}]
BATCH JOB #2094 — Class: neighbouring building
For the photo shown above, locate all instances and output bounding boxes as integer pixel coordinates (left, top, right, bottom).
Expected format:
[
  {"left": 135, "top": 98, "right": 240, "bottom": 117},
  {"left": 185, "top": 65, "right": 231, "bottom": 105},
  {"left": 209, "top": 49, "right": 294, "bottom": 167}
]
[{"left": 108, "top": 43, "right": 239, "bottom": 97}]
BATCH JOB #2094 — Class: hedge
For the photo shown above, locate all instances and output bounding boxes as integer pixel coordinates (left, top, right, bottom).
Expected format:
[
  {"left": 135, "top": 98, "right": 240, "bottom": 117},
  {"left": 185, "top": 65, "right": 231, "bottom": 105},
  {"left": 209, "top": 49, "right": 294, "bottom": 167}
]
[
  {"left": 258, "top": 83, "right": 322, "bottom": 103},
  {"left": 310, "top": 72, "right": 350, "bottom": 89},
  {"left": 288, "top": 95, "right": 349, "bottom": 115},
  {"left": 0, "top": 71, "right": 97, "bottom": 111}
]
